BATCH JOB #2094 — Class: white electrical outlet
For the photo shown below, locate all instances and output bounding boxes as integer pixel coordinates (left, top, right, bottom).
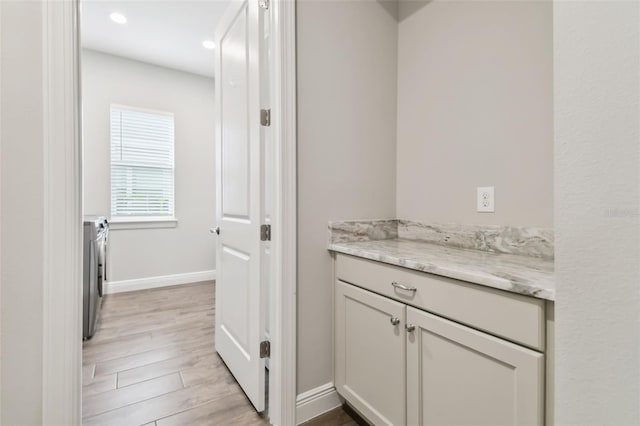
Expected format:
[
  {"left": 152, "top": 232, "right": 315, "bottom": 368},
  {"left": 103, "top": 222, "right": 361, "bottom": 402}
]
[{"left": 477, "top": 186, "right": 495, "bottom": 213}]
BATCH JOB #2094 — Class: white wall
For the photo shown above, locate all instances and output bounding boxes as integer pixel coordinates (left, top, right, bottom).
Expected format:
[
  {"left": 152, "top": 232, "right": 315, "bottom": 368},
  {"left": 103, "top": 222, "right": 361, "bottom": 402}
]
[
  {"left": 82, "top": 50, "right": 216, "bottom": 282},
  {"left": 554, "top": 3, "right": 640, "bottom": 424},
  {"left": 296, "top": 0, "right": 398, "bottom": 394},
  {"left": 396, "top": 0, "right": 553, "bottom": 227},
  {"left": 0, "top": 1, "right": 45, "bottom": 424}
]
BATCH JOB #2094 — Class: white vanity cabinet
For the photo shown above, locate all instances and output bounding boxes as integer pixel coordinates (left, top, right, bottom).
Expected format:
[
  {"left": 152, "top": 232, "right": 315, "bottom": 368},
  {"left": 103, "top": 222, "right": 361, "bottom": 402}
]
[{"left": 334, "top": 253, "right": 548, "bottom": 426}]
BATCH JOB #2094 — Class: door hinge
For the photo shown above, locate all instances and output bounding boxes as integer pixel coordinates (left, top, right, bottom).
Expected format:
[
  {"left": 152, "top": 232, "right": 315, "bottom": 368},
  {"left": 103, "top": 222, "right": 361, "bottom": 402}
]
[
  {"left": 259, "top": 0, "right": 270, "bottom": 10},
  {"left": 260, "top": 340, "right": 270, "bottom": 358},
  {"left": 260, "top": 109, "right": 271, "bottom": 127},
  {"left": 260, "top": 224, "right": 271, "bottom": 241}
]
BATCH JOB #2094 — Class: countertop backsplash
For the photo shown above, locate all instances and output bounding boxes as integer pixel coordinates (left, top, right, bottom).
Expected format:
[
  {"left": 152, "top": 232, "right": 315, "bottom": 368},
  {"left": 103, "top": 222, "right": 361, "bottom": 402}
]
[{"left": 329, "top": 219, "right": 554, "bottom": 260}]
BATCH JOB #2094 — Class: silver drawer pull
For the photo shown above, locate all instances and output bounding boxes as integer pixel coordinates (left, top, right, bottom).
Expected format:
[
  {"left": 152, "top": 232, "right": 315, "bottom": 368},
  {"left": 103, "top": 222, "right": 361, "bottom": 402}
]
[
  {"left": 390, "top": 316, "right": 400, "bottom": 326},
  {"left": 405, "top": 323, "right": 416, "bottom": 332},
  {"left": 391, "top": 281, "right": 417, "bottom": 292}
]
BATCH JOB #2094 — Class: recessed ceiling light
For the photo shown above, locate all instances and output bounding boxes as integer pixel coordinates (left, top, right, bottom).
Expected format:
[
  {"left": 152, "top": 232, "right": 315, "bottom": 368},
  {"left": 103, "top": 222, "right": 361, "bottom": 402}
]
[
  {"left": 202, "top": 40, "right": 216, "bottom": 50},
  {"left": 109, "top": 13, "right": 127, "bottom": 24}
]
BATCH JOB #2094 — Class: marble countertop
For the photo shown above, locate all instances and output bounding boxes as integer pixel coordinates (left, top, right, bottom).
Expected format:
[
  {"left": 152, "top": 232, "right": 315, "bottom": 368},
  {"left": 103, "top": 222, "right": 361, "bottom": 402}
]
[{"left": 329, "top": 238, "right": 555, "bottom": 301}]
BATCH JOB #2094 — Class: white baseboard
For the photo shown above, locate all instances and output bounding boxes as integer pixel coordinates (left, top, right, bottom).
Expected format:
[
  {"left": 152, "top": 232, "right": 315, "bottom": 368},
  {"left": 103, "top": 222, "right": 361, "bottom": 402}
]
[
  {"left": 296, "top": 383, "right": 341, "bottom": 425},
  {"left": 104, "top": 270, "right": 216, "bottom": 294}
]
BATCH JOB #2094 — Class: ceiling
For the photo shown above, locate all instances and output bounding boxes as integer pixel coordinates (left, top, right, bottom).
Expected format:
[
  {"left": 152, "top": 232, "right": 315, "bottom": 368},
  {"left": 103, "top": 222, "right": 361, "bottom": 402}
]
[{"left": 81, "top": 0, "right": 232, "bottom": 78}]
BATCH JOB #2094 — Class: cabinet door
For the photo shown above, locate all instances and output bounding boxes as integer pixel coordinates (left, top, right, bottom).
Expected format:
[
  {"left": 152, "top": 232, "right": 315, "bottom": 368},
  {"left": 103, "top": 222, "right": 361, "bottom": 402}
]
[
  {"left": 335, "top": 280, "right": 406, "bottom": 426},
  {"left": 406, "top": 307, "right": 544, "bottom": 426}
]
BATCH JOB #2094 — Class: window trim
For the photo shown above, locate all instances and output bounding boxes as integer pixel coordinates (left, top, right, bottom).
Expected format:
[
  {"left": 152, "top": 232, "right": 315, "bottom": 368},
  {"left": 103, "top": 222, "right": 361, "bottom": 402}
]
[
  {"left": 109, "top": 216, "right": 178, "bottom": 230},
  {"left": 110, "top": 103, "right": 176, "bottom": 220}
]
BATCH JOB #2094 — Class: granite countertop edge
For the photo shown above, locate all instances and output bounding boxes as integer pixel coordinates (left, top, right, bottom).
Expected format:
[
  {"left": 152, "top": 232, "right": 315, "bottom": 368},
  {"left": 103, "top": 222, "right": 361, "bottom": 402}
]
[{"left": 328, "top": 241, "right": 555, "bottom": 302}]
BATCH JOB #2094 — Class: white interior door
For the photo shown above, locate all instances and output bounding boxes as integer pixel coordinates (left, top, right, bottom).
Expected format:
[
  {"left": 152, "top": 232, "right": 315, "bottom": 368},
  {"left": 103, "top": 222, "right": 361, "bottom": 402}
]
[{"left": 214, "top": 0, "right": 266, "bottom": 412}]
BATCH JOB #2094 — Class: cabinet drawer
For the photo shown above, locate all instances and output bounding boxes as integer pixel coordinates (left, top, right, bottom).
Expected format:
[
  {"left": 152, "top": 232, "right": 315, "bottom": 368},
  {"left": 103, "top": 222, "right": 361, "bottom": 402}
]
[{"left": 335, "top": 253, "right": 545, "bottom": 351}]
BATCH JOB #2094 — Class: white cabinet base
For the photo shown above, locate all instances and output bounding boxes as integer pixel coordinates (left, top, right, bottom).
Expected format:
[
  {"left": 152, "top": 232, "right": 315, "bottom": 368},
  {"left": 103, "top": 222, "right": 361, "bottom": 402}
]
[{"left": 333, "top": 254, "right": 549, "bottom": 426}]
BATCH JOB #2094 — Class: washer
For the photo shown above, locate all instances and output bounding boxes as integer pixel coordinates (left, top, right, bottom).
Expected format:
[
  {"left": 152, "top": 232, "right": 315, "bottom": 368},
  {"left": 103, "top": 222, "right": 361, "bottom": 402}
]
[{"left": 83, "top": 216, "right": 109, "bottom": 340}]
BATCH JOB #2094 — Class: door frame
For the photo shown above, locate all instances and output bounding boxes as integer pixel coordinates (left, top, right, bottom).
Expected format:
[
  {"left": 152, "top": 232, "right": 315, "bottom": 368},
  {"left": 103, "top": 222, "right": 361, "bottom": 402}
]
[
  {"left": 40, "top": 0, "right": 297, "bottom": 424},
  {"left": 41, "top": 1, "right": 83, "bottom": 424},
  {"left": 266, "top": 0, "right": 297, "bottom": 424}
]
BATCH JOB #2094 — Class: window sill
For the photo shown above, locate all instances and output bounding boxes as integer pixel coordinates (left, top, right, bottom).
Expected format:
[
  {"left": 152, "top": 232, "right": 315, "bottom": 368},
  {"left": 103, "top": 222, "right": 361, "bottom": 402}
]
[{"left": 109, "top": 217, "right": 178, "bottom": 230}]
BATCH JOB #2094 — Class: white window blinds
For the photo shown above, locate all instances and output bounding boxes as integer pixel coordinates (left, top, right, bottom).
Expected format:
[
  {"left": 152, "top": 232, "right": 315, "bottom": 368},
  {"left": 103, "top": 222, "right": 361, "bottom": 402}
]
[{"left": 110, "top": 105, "right": 175, "bottom": 217}]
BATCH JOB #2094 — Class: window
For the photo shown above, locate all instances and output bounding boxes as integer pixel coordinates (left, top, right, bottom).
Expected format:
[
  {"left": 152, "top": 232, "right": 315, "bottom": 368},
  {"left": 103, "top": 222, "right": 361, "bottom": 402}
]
[{"left": 110, "top": 105, "right": 175, "bottom": 219}]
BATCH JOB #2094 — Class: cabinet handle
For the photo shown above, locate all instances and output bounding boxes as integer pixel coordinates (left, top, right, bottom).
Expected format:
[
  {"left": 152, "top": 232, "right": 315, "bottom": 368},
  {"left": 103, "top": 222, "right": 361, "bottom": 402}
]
[
  {"left": 405, "top": 323, "right": 416, "bottom": 332},
  {"left": 390, "top": 316, "right": 400, "bottom": 326},
  {"left": 391, "top": 281, "right": 417, "bottom": 292}
]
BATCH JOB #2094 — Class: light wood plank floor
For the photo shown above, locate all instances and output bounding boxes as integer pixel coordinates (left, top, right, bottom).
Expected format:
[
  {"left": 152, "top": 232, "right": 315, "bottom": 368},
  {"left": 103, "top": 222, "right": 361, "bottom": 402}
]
[
  {"left": 83, "top": 281, "right": 359, "bottom": 426},
  {"left": 83, "top": 281, "right": 269, "bottom": 426}
]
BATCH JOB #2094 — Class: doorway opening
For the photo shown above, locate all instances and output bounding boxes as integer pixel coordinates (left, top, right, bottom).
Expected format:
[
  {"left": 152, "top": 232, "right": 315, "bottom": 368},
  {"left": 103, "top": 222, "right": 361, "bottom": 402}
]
[{"left": 76, "top": 0, "right": 293, "bottom": 424}]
